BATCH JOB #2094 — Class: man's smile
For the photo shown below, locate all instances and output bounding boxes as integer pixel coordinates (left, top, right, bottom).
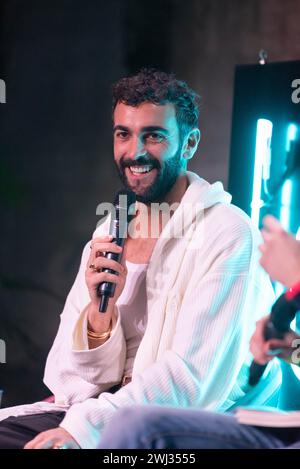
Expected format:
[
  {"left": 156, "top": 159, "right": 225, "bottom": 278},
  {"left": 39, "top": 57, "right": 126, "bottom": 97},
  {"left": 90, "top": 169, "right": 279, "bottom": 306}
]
[
  {"left": 124, "top": 166, "right": 158, "bottom": 184},
  {"left": 129, "top": 164, "right": 154, "bottom": 174}
]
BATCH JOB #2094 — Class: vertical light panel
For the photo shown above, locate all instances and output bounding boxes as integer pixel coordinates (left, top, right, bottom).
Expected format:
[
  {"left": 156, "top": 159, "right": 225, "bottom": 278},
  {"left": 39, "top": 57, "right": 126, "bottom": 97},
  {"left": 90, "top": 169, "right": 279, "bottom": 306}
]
[
  {"left": 280, "top": 124, "right": 299, "bottom": 231},
  {"left": 286, "top": 123, "right": 298, "bottom": 152},
  {"left": 280, "top": 179, "right": 292, "bottom": 231},
  {"left": 250, "top": 119, "right": 273, "bottom": 227}
]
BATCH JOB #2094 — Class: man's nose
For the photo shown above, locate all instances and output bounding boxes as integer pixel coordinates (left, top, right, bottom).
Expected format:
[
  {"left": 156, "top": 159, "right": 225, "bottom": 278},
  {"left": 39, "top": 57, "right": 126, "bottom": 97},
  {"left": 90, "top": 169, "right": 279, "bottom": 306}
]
[{"left": 127, "top": 137, "right": 147, "bottom": 160}]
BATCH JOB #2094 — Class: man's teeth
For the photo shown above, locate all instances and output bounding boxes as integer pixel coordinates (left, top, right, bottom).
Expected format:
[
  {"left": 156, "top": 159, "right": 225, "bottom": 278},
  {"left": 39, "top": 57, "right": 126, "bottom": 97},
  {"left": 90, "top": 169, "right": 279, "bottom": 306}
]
[{"left": 129, "top": 165, "right": 153, "bottom": 174}]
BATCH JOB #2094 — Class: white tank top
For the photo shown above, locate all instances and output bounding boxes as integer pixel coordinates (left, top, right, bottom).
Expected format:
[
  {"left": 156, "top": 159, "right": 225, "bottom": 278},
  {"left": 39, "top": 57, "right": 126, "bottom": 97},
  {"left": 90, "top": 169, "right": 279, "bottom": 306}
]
[{"left": 116, "top": 260, "right": 148, "bottom": 377}]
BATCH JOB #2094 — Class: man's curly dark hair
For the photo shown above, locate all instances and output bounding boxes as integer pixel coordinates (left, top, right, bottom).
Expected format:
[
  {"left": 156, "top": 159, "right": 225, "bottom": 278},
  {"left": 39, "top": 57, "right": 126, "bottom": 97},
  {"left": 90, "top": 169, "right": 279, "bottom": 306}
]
[{"left": 112, "top": 69, "right": 200, "bottom": 138}]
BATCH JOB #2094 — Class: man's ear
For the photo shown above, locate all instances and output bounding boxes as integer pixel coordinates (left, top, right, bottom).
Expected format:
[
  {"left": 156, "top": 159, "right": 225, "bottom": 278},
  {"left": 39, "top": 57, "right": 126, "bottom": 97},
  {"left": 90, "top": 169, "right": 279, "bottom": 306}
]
[{"left": 182, "top": 128, "right": 201, "bottom": 161}]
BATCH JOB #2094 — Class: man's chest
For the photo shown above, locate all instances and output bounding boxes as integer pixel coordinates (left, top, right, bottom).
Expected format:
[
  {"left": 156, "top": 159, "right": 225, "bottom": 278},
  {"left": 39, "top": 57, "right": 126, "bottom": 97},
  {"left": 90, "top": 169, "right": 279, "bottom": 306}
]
[{"left": 124, "top": 237, "right": 158, "bottom": 264}]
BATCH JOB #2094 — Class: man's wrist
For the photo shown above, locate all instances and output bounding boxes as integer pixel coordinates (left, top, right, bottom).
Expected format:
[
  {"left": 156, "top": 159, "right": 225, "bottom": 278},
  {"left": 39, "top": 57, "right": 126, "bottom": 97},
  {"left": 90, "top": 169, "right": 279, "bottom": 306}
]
[
  {"left": 87, "top": 319, "right": 112, "bottom": 341},
  {"left": 87, "top": 302, "right": 115, "bottom": 334}
]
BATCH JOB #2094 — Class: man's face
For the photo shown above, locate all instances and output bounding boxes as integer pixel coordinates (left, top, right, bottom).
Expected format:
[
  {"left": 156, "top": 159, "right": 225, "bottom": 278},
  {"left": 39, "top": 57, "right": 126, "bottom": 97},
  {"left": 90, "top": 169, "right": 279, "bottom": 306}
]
[{"left": 113, "top": 102, "right": 184, "bottom": 203}]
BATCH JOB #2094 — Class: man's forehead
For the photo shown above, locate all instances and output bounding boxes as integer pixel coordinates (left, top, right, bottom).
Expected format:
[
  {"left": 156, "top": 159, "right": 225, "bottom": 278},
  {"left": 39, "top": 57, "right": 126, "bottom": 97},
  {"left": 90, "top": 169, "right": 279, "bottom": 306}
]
[{"left": 113, "top": 101, "right": 177, "bottom": 128}]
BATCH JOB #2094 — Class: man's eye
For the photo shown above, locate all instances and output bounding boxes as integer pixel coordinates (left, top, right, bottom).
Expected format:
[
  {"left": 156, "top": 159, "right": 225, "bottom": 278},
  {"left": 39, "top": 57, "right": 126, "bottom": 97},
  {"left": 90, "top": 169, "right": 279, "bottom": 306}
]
[
  {"left": 116, "top": 131, "right": 128, "bottom": 139},
  {"left": 145, "top": 133, "right": 164, "bottom": 142}
]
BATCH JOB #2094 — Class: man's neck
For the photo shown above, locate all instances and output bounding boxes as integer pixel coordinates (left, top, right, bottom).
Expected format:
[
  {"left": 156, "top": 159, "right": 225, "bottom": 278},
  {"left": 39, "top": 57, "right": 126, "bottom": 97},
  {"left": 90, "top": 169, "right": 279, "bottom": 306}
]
[
  {"left": 130, "top": 171, "right": 189, "bottom": 240},
  {"left": 163, "top": 171, "right": 189, "bottom": 206}
]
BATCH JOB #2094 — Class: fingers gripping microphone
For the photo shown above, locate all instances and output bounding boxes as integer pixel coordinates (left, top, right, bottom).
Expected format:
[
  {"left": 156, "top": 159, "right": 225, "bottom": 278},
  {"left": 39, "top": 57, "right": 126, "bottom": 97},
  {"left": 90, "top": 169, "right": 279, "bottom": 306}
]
[
  {"left": 248, "top": 293, "right": 298, "bottom": 386},
  {"left": 97, "top": 189, "right": 136, "bottom": 313}
]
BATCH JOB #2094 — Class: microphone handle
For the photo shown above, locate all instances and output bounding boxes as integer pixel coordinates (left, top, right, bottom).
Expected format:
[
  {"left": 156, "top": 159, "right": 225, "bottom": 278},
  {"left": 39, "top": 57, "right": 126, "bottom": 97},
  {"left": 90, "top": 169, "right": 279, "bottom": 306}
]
[
  {"left": 97, "top": 234, "right": 126, "bottom": 313},
  {"left": 96, "top": 189, "right": 136, "bottom": 314},
  {"left": 248, "top": 322, "right": 285, "bottom": 386},
  {"left": 248, "top": 361, "right": 268, "bottom": 387}
]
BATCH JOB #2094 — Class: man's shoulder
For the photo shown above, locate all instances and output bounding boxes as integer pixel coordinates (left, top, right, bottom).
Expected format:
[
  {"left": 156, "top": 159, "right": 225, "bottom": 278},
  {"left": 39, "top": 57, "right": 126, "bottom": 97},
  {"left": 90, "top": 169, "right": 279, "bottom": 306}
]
[
  {"left": 208, "top": 202, "right": 257, "bottom": 233},
  {"left": 187, "top": 172, "right": 258, "bottom": 239}
]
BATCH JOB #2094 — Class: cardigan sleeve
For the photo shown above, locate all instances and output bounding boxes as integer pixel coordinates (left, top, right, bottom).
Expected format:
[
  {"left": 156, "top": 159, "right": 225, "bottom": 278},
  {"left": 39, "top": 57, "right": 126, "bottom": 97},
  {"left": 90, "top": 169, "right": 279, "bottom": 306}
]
[
  {"left": 43, "top": 240, "right": 126, "bottom": 405},
  {"left": 58, "top": 221, "right": 278, "bottom": 448}
]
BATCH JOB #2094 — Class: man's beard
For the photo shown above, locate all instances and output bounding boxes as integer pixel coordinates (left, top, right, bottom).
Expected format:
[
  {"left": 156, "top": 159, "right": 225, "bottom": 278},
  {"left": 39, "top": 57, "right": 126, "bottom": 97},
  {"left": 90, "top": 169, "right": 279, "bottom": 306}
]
[{"left": 115, "top": 149, "right": 183, "bottom": 204}]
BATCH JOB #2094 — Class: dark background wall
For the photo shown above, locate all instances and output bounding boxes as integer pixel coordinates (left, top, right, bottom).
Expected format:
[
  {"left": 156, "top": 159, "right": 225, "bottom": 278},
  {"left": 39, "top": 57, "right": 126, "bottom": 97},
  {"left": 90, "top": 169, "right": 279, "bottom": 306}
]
[{"left": 0, "top": 0, "right": 300, "bottom": 407}]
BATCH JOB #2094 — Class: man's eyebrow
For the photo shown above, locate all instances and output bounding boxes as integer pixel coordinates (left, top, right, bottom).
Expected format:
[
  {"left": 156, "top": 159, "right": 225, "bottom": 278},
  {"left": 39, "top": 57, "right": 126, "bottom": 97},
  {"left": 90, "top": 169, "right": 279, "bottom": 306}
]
[
  {"left": 113, "top": 125, "right": 129, "bottom": 132},
  {"left": 142, "top": 126, "right": 169, "bottom": 134},
  {"left": 113, "top": 125, "right": 169, "bottom": 134}
]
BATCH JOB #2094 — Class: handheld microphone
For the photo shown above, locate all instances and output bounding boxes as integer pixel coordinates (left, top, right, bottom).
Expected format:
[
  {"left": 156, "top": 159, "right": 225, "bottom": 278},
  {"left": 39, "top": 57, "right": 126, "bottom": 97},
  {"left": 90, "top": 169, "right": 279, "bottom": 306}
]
[
  {"left": 97, "top": 189, "right": 136, "bottom": 313},
  {"left": 248, "top": 292, "right": 298, "bottom": 386}
]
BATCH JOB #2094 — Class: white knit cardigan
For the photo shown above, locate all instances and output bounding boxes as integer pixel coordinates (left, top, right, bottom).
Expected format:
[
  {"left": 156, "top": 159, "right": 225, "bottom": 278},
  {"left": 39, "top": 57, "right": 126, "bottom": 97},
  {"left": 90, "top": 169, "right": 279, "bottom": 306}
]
[{"left": 0, "top": 172, "right": 280, "bottom": 448}]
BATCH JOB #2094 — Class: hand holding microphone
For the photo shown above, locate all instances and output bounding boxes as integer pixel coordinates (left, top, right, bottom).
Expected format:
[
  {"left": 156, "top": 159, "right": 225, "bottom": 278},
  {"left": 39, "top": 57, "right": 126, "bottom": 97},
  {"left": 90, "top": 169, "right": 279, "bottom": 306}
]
[
  {"left": 248, "top": 293, "right": 297, "bottom": 386},
  {"left": 85, "top": 189, "right": 136, "bottom": 342},
  {"left": 87, "top": 236, "right": 127, "bottom": 307},
  {"left": 248, "top": 216, "right": 300, "bottom": 385},
  {"left": 85, "top": 236, "right": 128, "bottom": 338},
  {"left": 96, "top": 189, "right": 136, "bottom": 312}
]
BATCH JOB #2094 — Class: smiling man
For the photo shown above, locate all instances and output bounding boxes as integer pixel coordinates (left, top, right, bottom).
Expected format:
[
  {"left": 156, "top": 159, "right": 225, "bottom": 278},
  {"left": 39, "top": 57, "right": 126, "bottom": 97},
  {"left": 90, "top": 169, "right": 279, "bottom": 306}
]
[
  {"left": 0, "top": 69, "right": 279, "bottom": 449},
  {"left": 113, "top": 101, "right": 192, "bottom": 204}
]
